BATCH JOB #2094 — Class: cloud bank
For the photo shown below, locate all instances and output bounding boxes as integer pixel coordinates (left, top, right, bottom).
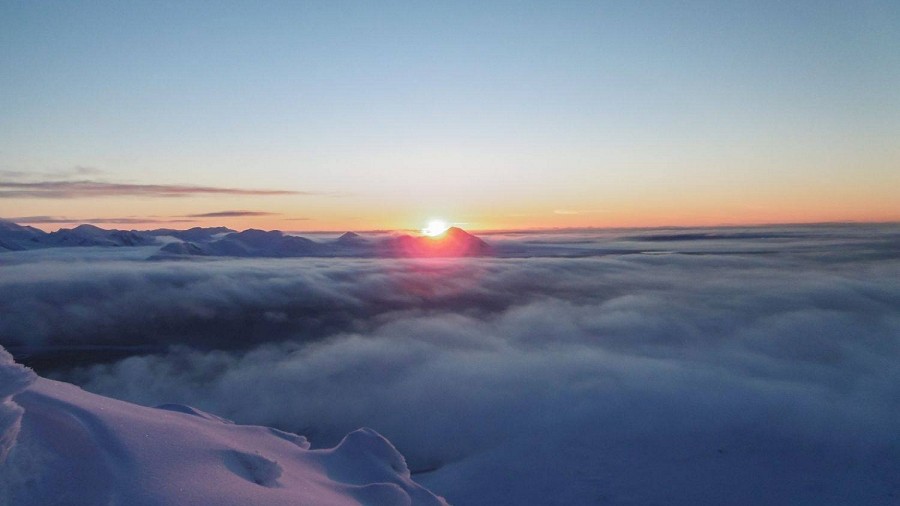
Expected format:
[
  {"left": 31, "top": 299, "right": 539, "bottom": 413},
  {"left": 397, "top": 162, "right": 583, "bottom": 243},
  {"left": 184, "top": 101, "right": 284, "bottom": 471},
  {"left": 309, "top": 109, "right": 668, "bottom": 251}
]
[{"left": 1, "top": 224, "right": 899, "bottom": 505}]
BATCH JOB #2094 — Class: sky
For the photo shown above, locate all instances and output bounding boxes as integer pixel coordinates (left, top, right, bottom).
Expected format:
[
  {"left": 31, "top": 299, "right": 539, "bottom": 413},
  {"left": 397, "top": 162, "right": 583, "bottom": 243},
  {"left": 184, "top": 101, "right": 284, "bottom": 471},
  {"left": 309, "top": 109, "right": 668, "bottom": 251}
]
[{"left": 1, "top": 0, "right": 898, "bottom": 232}]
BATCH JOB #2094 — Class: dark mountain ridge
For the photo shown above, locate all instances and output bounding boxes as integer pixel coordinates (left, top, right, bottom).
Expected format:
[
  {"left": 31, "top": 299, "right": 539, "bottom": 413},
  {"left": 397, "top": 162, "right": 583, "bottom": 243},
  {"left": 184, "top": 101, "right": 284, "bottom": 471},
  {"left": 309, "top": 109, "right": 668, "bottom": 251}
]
[{"left": 0, "top": 218, "right": 493, "bottom": 258}]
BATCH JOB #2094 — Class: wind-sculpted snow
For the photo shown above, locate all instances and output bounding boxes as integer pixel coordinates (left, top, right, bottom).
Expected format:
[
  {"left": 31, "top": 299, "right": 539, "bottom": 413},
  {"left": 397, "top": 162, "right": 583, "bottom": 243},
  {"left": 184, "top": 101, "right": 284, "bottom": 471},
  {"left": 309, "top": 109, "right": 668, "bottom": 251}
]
[
  {"left": 0, "top": 354, "right": 448, "bottom": 505},
  {"left": 2, "top": 224, "right": 900, "bottom": 505},
  {"left": 0, "top": 347, "right": 36, "bottom": 463}
]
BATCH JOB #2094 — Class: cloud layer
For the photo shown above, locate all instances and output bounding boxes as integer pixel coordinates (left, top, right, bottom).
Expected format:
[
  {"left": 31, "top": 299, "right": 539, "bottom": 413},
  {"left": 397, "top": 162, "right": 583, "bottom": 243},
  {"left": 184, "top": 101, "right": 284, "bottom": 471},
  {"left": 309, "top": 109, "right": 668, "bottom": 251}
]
[{"left": 2, "top": 225, "right": 899, "bottom": 504}]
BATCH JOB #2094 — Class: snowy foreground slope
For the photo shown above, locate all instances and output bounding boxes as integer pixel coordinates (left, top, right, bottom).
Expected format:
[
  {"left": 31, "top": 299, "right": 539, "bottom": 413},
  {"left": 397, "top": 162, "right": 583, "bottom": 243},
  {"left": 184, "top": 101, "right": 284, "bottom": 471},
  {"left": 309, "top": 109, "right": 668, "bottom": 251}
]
[{"left": 0, "top": 347, "right": 448, "bottom": 506}]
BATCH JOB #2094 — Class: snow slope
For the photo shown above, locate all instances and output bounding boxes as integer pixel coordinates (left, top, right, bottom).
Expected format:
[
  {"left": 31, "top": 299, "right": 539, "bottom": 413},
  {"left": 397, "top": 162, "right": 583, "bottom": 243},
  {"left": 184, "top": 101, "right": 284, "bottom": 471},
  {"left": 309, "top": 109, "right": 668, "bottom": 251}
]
[
  {"left": 0, "top": 347, "right": 447, "bottom": 506},
  {"left": 0, "top": 347, "right": 35, "bottom": 462}
]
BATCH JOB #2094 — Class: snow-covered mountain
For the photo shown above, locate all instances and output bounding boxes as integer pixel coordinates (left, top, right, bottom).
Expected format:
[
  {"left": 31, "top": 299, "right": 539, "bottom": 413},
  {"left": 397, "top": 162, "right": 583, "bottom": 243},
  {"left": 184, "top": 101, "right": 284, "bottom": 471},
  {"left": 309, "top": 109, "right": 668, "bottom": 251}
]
[
  {"left": 380, "top": 227, "right": 491, "bottom": 257},
  {"left": 43, "top": 224, "right": 156, "bottom": 247},
  {"left": 154, "top": 227, "right": 492, "bottom": 259},
  {"left": 0, "top": 219, "right": 47, "bottom": 251},
  {"left": 204, "top": 229, "right": 327, "bottom": 257},
  {"left": 0, "top": 219, "right": 493, "bottom": 258},
  {"left": 0, "top": 346, "right": 448, "bottom": 506},
  {"left": 0, "top": 220, "right": 158, "bottom": 250}
]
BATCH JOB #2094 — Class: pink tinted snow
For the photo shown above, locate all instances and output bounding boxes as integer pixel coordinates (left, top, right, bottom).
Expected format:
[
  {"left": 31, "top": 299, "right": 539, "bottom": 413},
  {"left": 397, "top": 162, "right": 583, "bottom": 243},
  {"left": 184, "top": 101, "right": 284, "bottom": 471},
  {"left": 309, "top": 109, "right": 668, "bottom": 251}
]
[
  {"left": 0, "top": 346, "right": 36, "bottom": 463},
  {"left": 0, "top": 350, "right": 448, "bottom": 506}
]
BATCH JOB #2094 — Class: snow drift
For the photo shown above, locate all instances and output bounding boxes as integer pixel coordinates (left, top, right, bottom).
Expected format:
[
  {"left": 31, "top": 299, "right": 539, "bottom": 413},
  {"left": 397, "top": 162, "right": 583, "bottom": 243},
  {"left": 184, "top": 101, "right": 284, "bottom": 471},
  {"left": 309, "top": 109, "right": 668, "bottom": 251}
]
[
  {"left": 0, "top": 346, "right": 447, "bottom": 506},
  {"left": 0, "top": 347, "right": 36, "bottom": 463}
]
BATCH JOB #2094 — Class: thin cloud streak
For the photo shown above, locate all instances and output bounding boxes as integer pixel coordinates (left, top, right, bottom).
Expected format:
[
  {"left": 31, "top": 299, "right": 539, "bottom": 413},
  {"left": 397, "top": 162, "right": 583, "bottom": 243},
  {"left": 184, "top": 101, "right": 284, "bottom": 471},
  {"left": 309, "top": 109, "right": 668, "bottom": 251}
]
[
  {"left": 9, "top": 215, "right": 193, "bottom": 225},
  {"left": 183, "top": 210, "right": 281, "bottom": 218},
  {"left": 0, "top": 166, "right": 105, "bottom": 180},
  {"left": 0, "top": 180, "right": 308, "bottom": 198}
]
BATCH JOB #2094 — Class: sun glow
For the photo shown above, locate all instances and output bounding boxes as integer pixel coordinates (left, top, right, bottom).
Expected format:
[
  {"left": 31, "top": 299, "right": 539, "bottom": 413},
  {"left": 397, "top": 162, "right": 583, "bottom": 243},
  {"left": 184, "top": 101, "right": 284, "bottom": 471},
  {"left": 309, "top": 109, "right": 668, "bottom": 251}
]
[{"left": 422, "top": 219, "right": 450, "bottom": 237}]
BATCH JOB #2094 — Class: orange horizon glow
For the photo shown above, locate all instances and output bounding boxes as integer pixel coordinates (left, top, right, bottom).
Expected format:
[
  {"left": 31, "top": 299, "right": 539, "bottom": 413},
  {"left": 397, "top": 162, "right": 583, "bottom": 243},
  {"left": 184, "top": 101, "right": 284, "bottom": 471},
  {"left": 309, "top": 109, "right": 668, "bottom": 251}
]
[
  {"left": 5, "top": 158, "right": 899, "bottom": 235},
  {"left": 14, "top": 211, "right": 900, "bottom": 235}
]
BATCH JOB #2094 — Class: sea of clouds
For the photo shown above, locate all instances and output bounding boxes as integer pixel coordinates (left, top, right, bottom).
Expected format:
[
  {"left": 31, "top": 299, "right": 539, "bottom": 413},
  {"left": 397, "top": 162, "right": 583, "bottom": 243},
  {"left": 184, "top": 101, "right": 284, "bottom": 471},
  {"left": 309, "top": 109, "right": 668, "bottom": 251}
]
[{"left": 2, "top": 224, "right": 899, "bottom": 505}]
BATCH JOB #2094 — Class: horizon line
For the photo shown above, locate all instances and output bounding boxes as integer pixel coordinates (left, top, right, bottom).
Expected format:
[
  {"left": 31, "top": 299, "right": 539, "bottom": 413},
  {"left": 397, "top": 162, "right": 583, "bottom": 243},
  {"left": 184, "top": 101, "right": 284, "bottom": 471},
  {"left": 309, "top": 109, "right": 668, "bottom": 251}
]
[{"left": 4, "top": 217, "right": 899, "bottom": 236}]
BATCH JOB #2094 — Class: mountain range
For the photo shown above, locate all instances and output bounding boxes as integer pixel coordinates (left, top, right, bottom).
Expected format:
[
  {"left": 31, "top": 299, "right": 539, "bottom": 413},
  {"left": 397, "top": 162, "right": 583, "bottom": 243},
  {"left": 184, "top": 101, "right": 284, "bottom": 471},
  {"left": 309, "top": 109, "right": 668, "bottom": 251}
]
[{"left": 0, "top": 219, "right": 491, "bottom": 258}]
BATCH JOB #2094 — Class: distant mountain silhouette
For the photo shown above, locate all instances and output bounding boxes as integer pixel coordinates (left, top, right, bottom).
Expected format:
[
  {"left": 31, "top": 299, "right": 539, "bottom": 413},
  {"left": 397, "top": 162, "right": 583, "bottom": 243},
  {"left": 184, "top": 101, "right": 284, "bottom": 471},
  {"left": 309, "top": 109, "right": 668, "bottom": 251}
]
[
  {"left": 0, "top": 219, "right": 46, "bottom": 251},
  {"left": 154, "top": 227, "right": 492, "bottom": 259},
  {"left": 0, "top": 220, "right": 155, "bottom": 250},
  {"left": 203, "top": 229, "right": 325, "bottom": 257},
  {"left": 381, "top": 227, "right": 491, "bottom": 257},
  {"left": 157, "top": 241, "right": 209, "bottom": 257},
  {"left": 336, "top": 231, "right": 364, "bottom": 244},
  {"left": 0, "top": 218, "right": 493, "bottom": 258},
  {"left": 43, "top": 224, "right": 155, "bottom": 247}
]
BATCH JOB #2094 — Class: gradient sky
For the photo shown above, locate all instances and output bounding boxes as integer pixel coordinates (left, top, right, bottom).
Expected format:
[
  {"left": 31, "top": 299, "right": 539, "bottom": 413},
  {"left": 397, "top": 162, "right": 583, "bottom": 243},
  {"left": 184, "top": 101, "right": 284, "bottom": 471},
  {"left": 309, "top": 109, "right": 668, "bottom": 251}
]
[{"left": 1, "top": 0, "right": 898, "bottom": 232}]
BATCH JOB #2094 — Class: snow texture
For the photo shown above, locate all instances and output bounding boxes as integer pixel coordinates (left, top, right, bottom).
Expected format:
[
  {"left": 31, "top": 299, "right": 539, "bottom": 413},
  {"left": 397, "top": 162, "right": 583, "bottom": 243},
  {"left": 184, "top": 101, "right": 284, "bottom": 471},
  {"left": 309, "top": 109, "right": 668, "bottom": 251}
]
[
  {"left": 0, "top": 347, "right": 36, "bottom": 463},
  {"left": 0, "top": 346, "right": 447, "bottom": 506}
]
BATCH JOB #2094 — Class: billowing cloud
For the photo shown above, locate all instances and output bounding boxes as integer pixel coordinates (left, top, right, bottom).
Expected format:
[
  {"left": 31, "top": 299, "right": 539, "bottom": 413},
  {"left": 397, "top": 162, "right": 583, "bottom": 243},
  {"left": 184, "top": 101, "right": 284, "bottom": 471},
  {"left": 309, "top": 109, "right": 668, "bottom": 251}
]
[
  {"left": 0, "top": 180, "right": 308, "bottom": 199},
  {"left": 1, "top": 225, "right": 899, "bottom": 505}
]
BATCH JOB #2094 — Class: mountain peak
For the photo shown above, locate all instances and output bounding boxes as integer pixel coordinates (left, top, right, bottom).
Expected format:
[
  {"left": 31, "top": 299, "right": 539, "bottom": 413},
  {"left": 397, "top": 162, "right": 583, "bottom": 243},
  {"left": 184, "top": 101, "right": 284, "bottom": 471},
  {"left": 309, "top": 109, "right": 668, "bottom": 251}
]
[
  {"left": 385, "top": 227, "right": 490, "bottom": 257},
  {"left": 337, "top": 231, "right": 365, "bottom": 244}
]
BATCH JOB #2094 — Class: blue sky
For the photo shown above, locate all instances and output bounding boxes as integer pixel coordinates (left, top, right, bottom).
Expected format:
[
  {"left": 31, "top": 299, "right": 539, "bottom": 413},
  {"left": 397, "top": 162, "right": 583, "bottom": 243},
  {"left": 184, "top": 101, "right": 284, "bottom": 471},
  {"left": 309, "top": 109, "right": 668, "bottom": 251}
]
[{"left": 1, "top": 1, "right": 898, "bottom": 230}]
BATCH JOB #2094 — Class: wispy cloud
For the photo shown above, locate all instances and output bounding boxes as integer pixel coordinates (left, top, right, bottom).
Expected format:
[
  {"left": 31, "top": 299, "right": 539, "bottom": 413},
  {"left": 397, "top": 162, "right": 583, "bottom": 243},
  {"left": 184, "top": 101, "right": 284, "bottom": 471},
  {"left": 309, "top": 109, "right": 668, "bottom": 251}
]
[
  {"left": 8, "top": 215, "right": 193, "bottom": 225},
  {"left": 0, "top": 180, "right": 307, "bottom": 199},
  {"left": 182, "top": 210, "right": 281, "bottom": 218},
  {"left": 6, "top": 211, "right": 290, "bottom": 226},
  {"left": 0, "top": 166, "right": 105, "bottom": 181}
]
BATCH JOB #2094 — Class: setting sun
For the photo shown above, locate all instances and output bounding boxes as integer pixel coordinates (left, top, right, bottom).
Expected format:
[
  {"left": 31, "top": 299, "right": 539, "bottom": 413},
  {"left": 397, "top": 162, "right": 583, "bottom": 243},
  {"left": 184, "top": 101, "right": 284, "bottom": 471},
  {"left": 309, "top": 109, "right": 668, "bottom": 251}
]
[{"left": 422, "top": 220, "right": 450, "bottom": 237}]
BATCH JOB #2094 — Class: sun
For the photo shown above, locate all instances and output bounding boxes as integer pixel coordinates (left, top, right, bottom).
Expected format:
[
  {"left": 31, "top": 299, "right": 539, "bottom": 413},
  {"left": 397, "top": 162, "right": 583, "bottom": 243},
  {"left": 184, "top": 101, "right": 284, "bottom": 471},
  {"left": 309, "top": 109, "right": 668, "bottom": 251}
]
[{"left": 422, "top": 219, "right": 450, "bottom": 237}]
